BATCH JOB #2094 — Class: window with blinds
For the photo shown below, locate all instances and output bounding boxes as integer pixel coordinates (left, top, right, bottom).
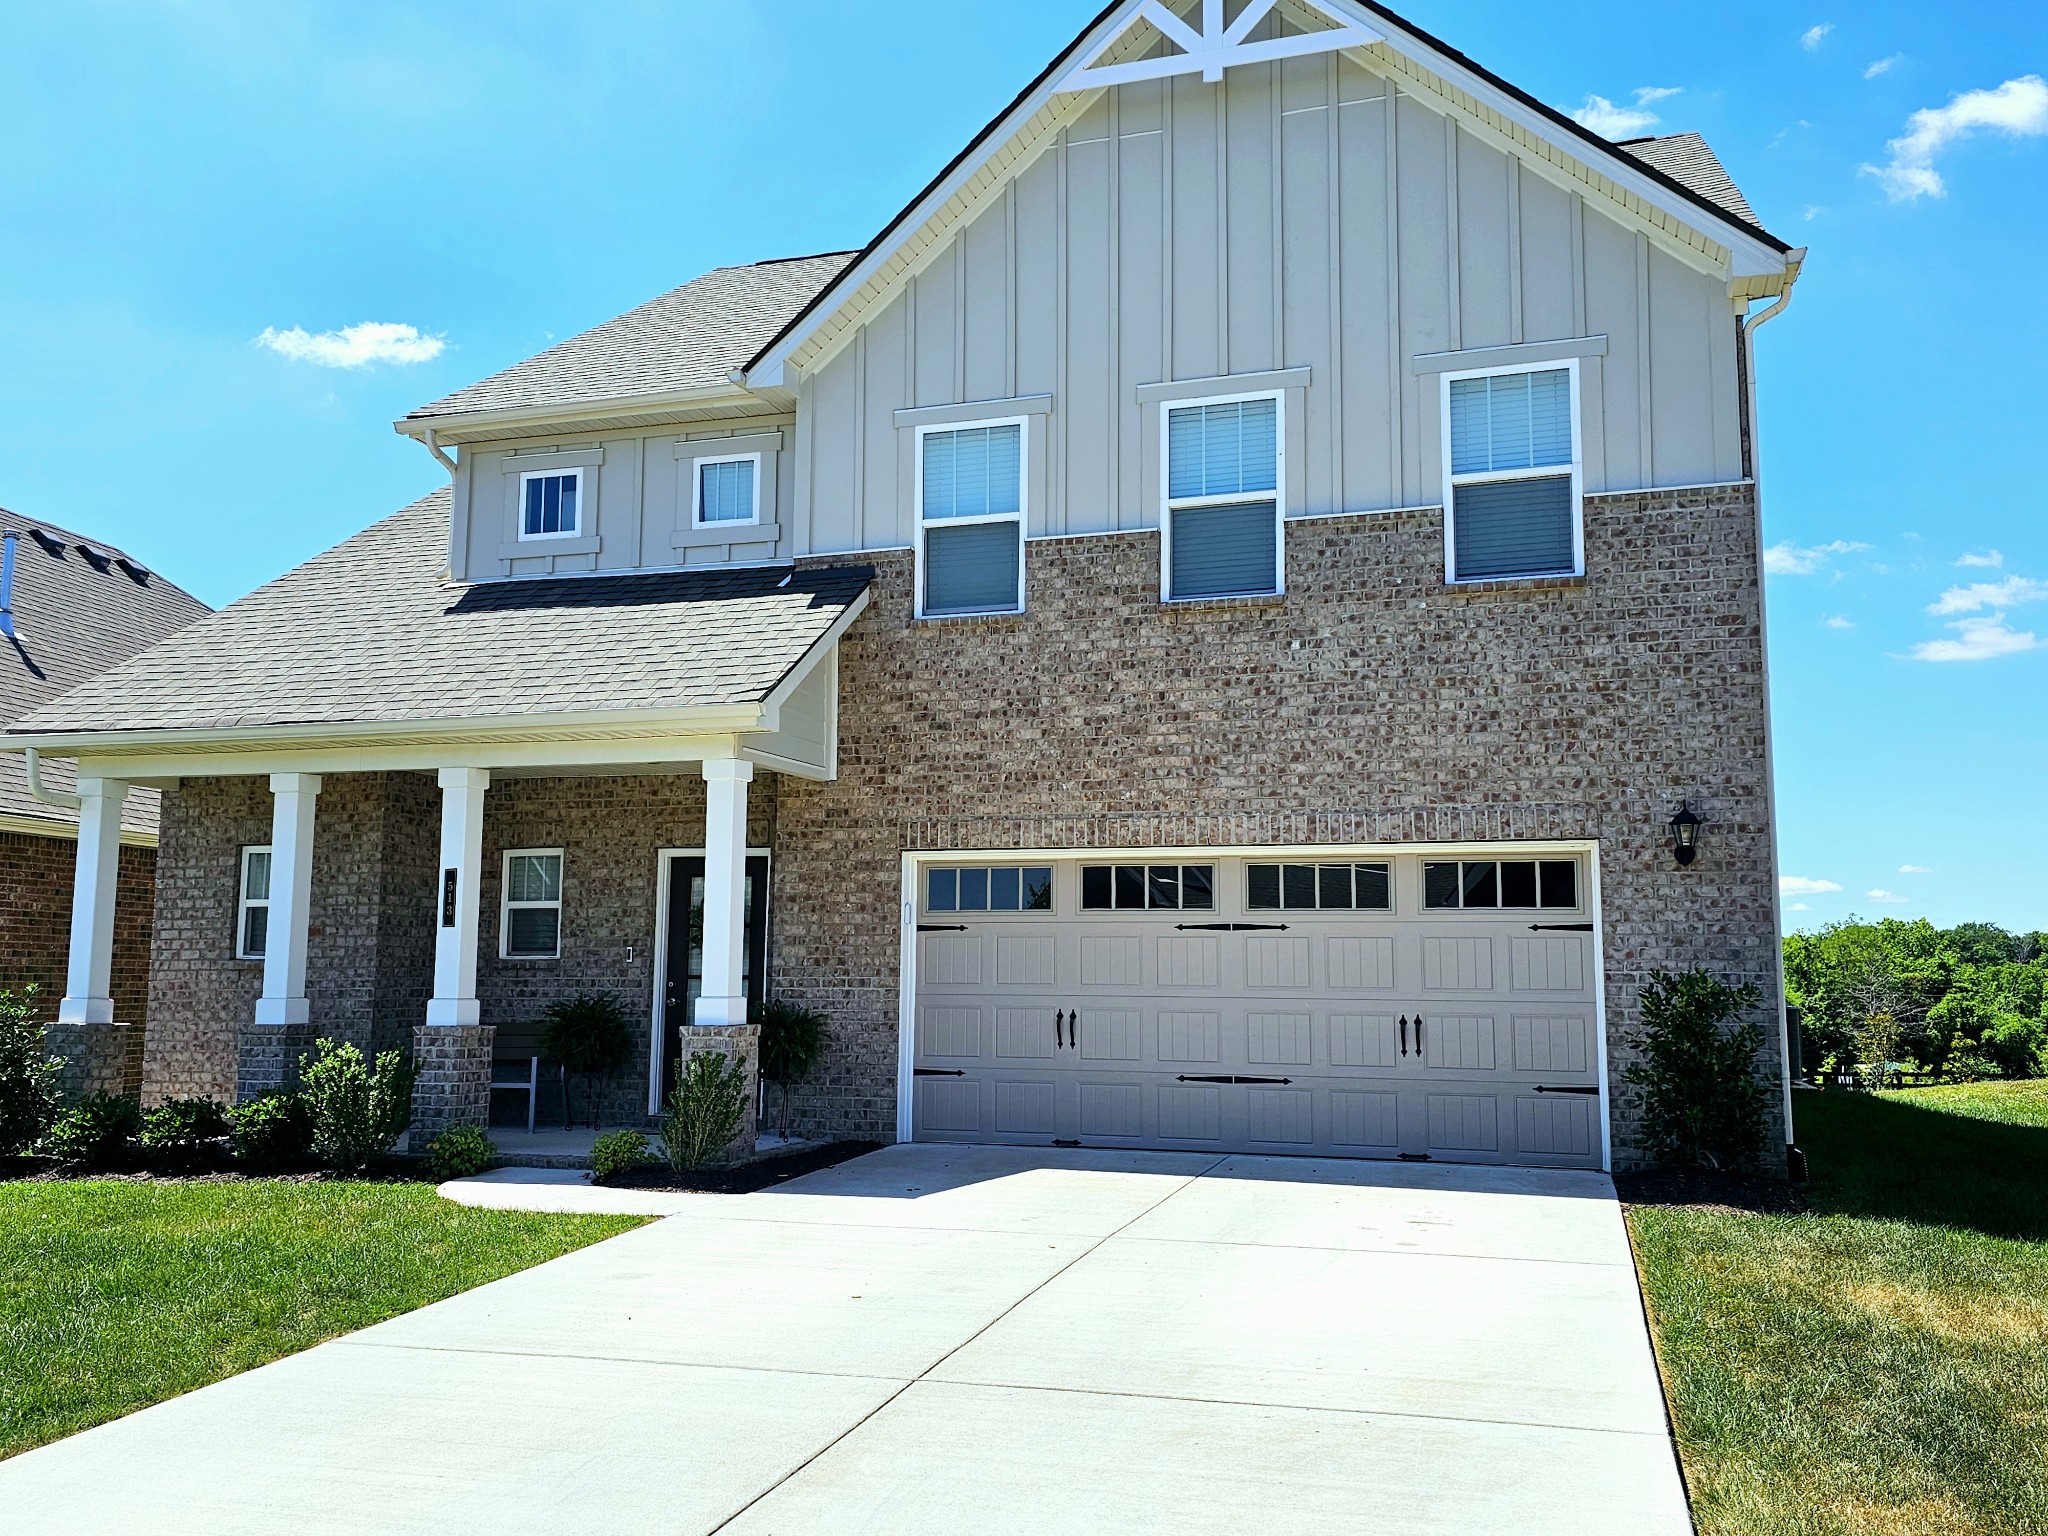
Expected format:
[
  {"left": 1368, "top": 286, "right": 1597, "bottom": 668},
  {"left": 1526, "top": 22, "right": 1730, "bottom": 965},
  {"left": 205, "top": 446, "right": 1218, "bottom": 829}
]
[
  {"left": 695, "top": 455, "right": 759, "bottom": 525},
  {"left": 1164, "top": 395, "right": 1282, "bottom": 600},
  {"left": 919, "top": 421, "right": 1025, "bottom": 616},
  {"left": 1444, "top": 365, "right": 1580, "bottom": 582}
]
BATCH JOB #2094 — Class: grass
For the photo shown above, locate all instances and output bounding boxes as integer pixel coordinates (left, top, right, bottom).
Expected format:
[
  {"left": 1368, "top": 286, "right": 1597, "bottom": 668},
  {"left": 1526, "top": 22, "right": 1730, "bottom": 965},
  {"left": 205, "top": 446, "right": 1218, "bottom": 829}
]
[
  {"left": 0, "top": 1179, "right": 644, "bottom": 1459},
  {"left": 1628, "top": 1082, "right": 2048, "bottom": 1536}
]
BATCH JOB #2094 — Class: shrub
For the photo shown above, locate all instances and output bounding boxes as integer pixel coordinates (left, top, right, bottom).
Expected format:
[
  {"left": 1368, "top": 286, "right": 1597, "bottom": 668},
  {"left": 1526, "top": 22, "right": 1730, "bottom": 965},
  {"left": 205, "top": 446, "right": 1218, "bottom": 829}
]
[
  {"left": 300, "top": 1039, "right": 419, "bottom": 1172},
  {"left": 40, "top": 1092, "right": 142, "bottom": 1169},
  {"left": 0, "top": 985, "right": 62, "bottom": 1156},
  {"left": 423, "top": 1123, "right": 495, "bottom": 1180},
  {"left": 589, "top": 1129, "right": 649, "bottom": 1182},
  {"left": 139, "top": 1097, "right": 232, "bottom": 1153},
  {"left": 662, "top": 1050, "right": 746, "bottom": 1172},
  {"left": 540, "top": 993, "right": 634, "bottom": 1128},
  {"left": 755, "top": 998, "right": 830, "bottom": 1140},
  {"left": 1625, "top": 970, "right": 1769, "bottom": 1172},
  {"left": 231, "top": 1093, "right": 315, "bottom": 1171}
]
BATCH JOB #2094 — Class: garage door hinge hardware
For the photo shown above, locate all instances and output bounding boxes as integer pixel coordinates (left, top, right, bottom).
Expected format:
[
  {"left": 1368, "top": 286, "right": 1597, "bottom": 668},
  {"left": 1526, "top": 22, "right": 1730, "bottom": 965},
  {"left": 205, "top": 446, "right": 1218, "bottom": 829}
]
[
  {"left": 1175, "top": 1074, "right": 1294, "bottom": 1085},
  {"left": 1533, "top": 1084, "right": 1599, "bottom": 1095},
  {"left": 918, "top": 923, "right": 969, "bottom": 933},
  {"left": 914, "top": 1068, "right": 967, "bottom": 1078},
  {"left": 1174, "top": 922, "right": 1291, "bottom": 932},
  {"left": 1527, "top": 922, "right": 1594, "bottom": 933}
]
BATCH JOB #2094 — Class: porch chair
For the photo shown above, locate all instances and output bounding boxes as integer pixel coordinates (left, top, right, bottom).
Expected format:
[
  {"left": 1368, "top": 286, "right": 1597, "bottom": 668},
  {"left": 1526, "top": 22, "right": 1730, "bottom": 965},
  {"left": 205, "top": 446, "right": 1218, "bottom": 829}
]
[{"left": 490, "top": 1054, "right": 541, "bottom": 1135}]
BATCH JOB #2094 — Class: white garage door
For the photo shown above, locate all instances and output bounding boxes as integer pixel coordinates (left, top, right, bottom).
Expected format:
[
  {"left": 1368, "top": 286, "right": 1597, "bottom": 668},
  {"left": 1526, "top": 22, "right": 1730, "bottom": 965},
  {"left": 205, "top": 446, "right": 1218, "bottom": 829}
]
[{"left": 910, "top": 852, "right": 1604, "bottom": 1169}]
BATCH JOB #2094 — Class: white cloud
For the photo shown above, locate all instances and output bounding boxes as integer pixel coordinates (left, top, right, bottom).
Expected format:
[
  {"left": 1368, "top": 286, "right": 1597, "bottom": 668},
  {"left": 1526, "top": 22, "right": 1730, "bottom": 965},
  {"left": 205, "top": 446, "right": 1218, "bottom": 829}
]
[
  {"left": 1825, "top": 615, "right": 1855, "bottom": 630},
  {"left": 1571, "top": 95, "right": 1661, "bottom": 139},
  {"left": 1910, "top": 615, "right": 2042, "bottom": 663},
  {"left": 1864, "top": 76, "right": 2048, "bottom": 201},
  {"left": 1927, "top": 576, "right": 2048, "bottom": 615},
  {"left": 1801, "top": 23, "right": 1835, "bottom": 51},
  {"left": 1866, "top": 889, "right": 1911, "bottom": 905},
  {"left": 1865, "top": 55, "right": 1904, "bottom": 79},
  {"left": 1956, "top": 549, "right": 2005, "bottom": 568},
  {"left": 1763, "top": 539, "right": 1870, "bottom": 576},
  {"left": 1899, "top": 865, "right": 1933, "bottom": 875},
  {"left": 1789, "top": 902, "right": 1812, "bottom": 913},
  {"left": 1781, "top": 876, "right": 1844, "bottom": 896},
  {"left": 1634, "top": 86, "right": 1684, "bottom": 106},
  {"left": 256, "top": 321, "right": 447, "bottom": 368}
]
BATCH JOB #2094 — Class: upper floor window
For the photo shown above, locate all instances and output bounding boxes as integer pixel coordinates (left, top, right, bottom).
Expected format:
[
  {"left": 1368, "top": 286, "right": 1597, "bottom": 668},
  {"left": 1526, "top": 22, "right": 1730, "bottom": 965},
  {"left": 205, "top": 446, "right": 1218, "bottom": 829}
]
[
  {"left": 1443, "top": 364, "right": 1581, "bottom": 583},
  {"left": 237, "top": 846, "right": 272, "bottom": 960},
  {"left": 918, "top": 420, "right": 1024, "bottom": 618},
  {"left": 694, "top": 454, "right": 760, "bottom": 527},
  {"left": 1163, "top": 394, "right": 1282, "bottom": 601},
  {"left": 519, "top": 470, "right": 583, "bottom": 541},
  {"left": 502, "top": 849, "right": 564, "bottom": 959}
]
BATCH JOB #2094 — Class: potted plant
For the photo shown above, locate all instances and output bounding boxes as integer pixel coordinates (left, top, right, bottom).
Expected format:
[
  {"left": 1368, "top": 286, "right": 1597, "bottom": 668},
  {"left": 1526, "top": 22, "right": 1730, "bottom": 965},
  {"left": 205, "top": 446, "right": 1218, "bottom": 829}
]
[
  {"left": 754, "top": 998, "right": 830, "bottom": 1141},
  {"left": 541, "top": 993, "right": 633, "bottom": 1128}
]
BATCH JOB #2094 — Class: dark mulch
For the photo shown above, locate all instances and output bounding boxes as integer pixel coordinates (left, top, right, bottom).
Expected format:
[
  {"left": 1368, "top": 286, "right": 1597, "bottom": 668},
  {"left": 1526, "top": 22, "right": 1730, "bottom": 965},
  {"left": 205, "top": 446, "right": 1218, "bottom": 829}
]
[
  {"left": 598, "top": 1140, "right": 883, "bottom": 1194},
  {"left": 0, "top": 1149, "right": 439, "bottom": 1186},
  {"left": 1615, "top": 1166, "right": 1808, "bottom": 1216}
]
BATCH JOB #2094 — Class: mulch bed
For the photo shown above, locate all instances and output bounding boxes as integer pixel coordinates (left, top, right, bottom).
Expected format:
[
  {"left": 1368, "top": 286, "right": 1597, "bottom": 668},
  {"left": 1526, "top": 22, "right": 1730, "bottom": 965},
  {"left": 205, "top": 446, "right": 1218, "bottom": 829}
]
[
  {"left": 0, "top": 1151, "right": 439, "bottom": 1186},
  {"left": 1615, "top": 1167, "right": 1808, "bottom": 1216},
  {"left": 597, "top": 1140, "right": 883, "bottom": 1194}
]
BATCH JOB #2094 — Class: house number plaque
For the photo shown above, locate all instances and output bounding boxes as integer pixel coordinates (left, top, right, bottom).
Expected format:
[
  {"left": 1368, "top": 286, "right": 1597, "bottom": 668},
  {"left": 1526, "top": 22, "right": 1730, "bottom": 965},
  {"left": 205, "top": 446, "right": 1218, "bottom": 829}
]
[{"left": 441, "top": 869, "right": 458, "bottom": 927}]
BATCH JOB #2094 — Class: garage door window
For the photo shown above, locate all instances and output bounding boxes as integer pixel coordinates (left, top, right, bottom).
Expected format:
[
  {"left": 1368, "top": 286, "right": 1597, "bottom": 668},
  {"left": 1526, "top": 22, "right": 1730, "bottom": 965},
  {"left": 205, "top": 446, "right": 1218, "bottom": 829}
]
[
  {"left": 927, "top": 865, "right": 1054, "bottom": 913},
  {"left": 1081, "top": 864, "right": 1215, "bottom": 911},
  {"left": 1424, "top": 859, "right": 1578, "bottom": 911},
  {"left": 1246, "top": 862, "right": 1392, "bottom": 912}
]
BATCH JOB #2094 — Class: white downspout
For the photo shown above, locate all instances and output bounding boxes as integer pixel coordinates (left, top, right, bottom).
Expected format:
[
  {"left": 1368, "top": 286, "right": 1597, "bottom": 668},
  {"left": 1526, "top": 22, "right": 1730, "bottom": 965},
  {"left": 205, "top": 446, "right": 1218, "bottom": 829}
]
[
  {"left": 420, "top": 427, "right": 457, "bottom": 478},
  {"left": 24, "top": 747, "right": 82, "bottom": 812}
]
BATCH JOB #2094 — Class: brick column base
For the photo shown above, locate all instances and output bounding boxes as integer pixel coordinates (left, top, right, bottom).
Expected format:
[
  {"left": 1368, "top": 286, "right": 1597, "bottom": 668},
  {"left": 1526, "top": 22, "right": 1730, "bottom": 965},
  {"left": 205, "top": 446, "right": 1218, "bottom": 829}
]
[
  {"left": 43, "top": 1022, "right": 145, "bottom": 1102},
  {"left": 236, "top": 1024, "right": 320, "bottom": 1102},
  {"left": 669, "top": 1023, "right": 759, "bottom": 1166},
  {"left": 412, "top": 1024, "right": 495, "bottom": 1138}
]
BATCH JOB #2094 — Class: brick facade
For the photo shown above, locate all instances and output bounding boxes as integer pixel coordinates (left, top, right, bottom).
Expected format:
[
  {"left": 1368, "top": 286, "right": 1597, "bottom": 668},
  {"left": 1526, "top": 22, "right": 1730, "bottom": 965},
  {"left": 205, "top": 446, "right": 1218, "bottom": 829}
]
[{"left": 136, "top": 485, "right": 1783, "bottom": 1166}]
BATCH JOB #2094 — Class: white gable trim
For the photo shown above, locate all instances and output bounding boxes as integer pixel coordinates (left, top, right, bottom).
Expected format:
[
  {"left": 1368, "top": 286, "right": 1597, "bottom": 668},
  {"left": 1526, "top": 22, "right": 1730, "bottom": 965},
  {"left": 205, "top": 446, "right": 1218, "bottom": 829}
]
[{"left": 1056, "top": 0, "right": 1383, "bottom": 91}]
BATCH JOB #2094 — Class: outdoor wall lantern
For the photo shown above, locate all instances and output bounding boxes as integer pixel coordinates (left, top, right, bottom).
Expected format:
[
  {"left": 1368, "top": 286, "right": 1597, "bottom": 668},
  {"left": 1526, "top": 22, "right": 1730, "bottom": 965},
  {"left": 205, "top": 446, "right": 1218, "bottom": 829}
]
[{"left": 1669, "top": 804, "right": 1703, "bottom": 867}]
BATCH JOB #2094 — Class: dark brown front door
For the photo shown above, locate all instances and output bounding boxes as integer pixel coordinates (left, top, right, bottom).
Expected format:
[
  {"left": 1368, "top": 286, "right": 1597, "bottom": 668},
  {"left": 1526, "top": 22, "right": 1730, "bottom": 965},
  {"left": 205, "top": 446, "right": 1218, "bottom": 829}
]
[{"left": 659, "top": 855, "right": 769, "bottom": 1102}]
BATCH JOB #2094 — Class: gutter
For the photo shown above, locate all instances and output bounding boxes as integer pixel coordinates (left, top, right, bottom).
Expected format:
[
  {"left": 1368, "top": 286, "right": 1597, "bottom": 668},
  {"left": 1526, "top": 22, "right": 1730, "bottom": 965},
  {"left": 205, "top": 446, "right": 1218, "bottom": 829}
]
[{"left": 393, "top": 379, "right": 756, "bottom": 446}]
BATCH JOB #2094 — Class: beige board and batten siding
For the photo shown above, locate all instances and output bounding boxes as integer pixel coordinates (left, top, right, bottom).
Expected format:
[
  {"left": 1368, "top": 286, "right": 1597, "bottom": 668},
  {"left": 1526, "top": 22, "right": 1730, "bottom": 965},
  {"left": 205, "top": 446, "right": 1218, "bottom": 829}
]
[{"left": 798, "top": 55, "right": 1742, "bottom": 556}]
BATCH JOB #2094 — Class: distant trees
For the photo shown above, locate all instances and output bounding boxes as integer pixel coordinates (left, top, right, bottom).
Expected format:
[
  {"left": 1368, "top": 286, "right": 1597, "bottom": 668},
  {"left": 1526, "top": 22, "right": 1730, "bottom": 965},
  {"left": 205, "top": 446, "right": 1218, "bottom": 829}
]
[{"left": 1784, "top": 919, "right": 2048, "bottom": 1080}]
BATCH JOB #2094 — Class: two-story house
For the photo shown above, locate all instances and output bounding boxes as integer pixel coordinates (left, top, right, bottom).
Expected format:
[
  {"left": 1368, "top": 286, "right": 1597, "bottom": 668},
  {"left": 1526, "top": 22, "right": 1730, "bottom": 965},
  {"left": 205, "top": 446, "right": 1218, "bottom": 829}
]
[{"left": 11, "top": 0, "right": 1803, "bottom": 1171}]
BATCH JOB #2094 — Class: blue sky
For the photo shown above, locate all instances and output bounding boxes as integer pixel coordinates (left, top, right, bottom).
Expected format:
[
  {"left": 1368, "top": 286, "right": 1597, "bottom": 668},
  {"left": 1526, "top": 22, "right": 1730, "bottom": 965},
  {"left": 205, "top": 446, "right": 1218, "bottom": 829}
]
[{"left": 3, "top": 1, "right": 2043, "bottom": 932}]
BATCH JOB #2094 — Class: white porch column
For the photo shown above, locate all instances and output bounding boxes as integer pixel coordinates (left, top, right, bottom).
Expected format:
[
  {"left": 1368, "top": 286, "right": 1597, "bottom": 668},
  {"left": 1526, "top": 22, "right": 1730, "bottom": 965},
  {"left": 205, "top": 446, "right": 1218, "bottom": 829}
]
[
  {"left": 57, "top": 778, "right": 130, "bottom": 1024},
  {"left": 253, "top": 772, "right": 321, "bottom": 1026},
  {"left": 695, "top": 756, "right": 754, "bottom": 1028},
  {"left": 426, "top": 767, "right": 490, "bottom": 1027}
]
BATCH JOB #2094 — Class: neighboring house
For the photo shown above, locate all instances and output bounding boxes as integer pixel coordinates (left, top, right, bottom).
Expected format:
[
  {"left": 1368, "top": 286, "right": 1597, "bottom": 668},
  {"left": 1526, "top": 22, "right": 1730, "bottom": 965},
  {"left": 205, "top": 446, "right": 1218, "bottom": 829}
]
[
  {"left": 9, "top": 0, "right": 1804, "bottom": 1170},
  {"left": 0, "top": 509, "right": 209, "bottom": 1096}
]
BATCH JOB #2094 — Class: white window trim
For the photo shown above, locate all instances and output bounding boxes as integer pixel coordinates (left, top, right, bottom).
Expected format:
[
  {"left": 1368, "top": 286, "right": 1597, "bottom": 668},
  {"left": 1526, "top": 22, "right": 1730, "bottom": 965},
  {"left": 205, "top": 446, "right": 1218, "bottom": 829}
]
[
  {"left": 516, "top": 467, "right": 587, "bottom": 543},
  {"left": 1439, "top": 358, "right": 1585, "bottom": 585},
  {"left": 1158, "top": 388, "right": 1287, "bottom": 603},
  {"left": 236, "top": 845, "right": 272, "bottom": 961},
  {"left": 690, "top": 451, "right": 765, "bottom": 529},
  {"left": 914, "top": 415, "right": 1029, "bottom": 620},
  {"left": 500, "top": 847, "right": 565, "bottom": 960}
]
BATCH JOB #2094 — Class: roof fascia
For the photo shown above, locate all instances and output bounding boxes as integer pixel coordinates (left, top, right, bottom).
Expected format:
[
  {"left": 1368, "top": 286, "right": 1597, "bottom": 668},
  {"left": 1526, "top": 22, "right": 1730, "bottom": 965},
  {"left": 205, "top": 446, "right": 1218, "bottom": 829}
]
[
  {"left": 757, "top": 587, "right": 872, "bottom": 722},
  {"left": 394, "top": 380, "right": 758, "bottom": 444}
]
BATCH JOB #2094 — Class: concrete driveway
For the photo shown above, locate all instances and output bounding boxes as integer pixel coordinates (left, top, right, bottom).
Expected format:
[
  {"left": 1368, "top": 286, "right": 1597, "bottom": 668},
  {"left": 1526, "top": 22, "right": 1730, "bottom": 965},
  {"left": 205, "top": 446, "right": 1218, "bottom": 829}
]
[{"left": 1, "top": 1147, "right": 1690, "bottom": 1534}]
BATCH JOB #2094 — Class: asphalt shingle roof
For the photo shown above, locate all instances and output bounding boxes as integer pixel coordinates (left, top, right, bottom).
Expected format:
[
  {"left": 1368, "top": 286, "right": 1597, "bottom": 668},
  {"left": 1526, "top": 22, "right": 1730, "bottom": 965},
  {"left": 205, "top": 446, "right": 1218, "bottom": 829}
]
[
  {"left": 1617, "top": 133, "right": 1766, "bottom": 236},
  {"left": 406, "top": 253, "right": 858, "bottom": 423},
  {"left": 1, "top": 510, "right": 210, "bottom": 833},
  {"left": 7, "top": 490, "right": 872, "bottom": 740}
]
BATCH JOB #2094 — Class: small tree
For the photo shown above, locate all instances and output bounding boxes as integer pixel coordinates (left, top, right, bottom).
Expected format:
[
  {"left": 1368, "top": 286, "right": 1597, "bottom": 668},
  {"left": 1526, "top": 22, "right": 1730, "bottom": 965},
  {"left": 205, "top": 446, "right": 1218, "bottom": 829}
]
[
  {"left": 1625, "top": 969, "right": 1769, "bottom": 1173},
  {"left": 0, "top": 985, "right": 62, "bottom": 1156},
  {"left": 1855, "top": 1012, "right": 1904, "bottom": 1092},
  {"left": 754, "top": 998, "right": 830, "bottom": 1140},
  {"left": 662, "top": 1049, "right": 746, "bottom": 1172},
  {"left": 300, "top": 1039, "right": 418, "bottom": 1172},
  {"left": 540, "top": 993, "right": 634, "bottom": 1128}
]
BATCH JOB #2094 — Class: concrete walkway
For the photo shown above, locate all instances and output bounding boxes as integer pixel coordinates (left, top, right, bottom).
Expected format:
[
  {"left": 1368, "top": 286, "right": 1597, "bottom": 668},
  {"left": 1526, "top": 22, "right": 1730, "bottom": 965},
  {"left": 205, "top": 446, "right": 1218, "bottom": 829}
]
[{"left": 0, "top": 1146, "right": 1691, "bottom": 1534}]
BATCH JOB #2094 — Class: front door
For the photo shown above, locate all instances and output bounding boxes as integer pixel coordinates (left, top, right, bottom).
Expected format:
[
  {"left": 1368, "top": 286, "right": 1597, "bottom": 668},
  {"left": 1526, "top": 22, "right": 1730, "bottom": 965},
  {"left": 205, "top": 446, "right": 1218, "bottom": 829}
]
[{"left": 660, "top": 854, "right": 769, "bottom": 1102}]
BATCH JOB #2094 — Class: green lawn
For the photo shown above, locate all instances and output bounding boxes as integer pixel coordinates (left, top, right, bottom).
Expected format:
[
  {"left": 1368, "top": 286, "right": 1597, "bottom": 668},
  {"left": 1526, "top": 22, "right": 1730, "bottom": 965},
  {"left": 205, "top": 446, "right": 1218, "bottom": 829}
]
[
  {"left": 1628, "top": 1083, "right": 2048, "bottom": 1536},
  {"left": 0, "top": 1179, "right": 644, "bottom": 1459}
]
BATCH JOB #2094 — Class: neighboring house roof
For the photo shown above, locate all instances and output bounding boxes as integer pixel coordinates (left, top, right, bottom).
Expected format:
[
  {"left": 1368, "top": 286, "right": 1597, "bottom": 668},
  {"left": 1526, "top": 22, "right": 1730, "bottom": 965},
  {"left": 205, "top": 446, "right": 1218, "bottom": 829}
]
[
  {"left": 404, "top": 252, "right": 857, "bottom": 425},
  {"left": 0, "top": 509, "right": 210, "bottom": 838},
  {"left": 1617, "top": 133, "right": 1764, "bottom": 235},
  {"left": 7, "top": 490, "right": 873, "bottom": 741}
]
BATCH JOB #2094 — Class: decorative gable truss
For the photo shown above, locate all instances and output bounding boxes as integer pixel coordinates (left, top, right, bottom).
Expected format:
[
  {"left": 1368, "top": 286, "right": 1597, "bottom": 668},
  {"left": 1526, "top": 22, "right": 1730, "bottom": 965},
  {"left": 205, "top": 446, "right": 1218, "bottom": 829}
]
[{"left": 1055, "top": 0, "right": 1382, "bottom": 91}]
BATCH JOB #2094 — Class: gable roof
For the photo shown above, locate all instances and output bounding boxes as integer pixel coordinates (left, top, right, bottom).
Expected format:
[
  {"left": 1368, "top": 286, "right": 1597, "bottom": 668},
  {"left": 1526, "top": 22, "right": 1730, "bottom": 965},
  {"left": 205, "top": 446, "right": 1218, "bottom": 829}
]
[
  {"left": 405, "top": 251, "right": 856, "bottom": 426},
  {"left": 0, "top": 509, "right": 210, "bottom": 835},
  {"left": 1618, "top": 133, "right": 1764, "bottom": 235},
  {"left": 7, "top": 490, "right": 872, "bottom": 746}
]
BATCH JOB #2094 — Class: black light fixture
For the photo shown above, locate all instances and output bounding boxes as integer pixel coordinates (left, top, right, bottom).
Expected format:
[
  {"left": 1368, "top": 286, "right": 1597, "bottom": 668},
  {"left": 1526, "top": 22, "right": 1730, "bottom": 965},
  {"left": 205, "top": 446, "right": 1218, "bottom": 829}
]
[{"left": 1670, "top": 804, "right": 1703, "bottom": 867}]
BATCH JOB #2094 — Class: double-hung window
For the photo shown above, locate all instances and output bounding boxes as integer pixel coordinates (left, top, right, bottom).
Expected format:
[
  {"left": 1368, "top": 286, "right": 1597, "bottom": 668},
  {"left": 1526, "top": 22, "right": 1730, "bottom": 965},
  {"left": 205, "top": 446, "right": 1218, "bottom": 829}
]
[
  {"left": 918, "top": 420, "right": 1024, "bottom": 617},
  {"left": 693, "top": 453, "right": 760, "bottom": 527},
  {"left": 501, "top": 849, "right": 564, "bottom": 959},
  {"left": 519, "top": 469, "right": 583, "bottom": 540},
  {"left": 1443, "top": 363, "right": 1581, "bottom": 582},
  {"left": 1163, "top": 394, "right": 1282, "bottom": 601},
  {"left": 236, "top": 846, "right": 272, "bottom": 960}
]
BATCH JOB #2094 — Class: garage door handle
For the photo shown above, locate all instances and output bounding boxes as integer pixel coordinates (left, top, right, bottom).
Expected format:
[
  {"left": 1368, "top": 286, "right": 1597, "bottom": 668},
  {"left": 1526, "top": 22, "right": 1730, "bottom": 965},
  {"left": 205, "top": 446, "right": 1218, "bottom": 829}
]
[
  {"left": 1055, "top": 1009, "right": 1066, "bottom": 1049},
  {"left": 915, "top": 1068, "right": 967, "bottom": 1078},
  {"left": 1175, "top": 922, "right": 1291, "bottom": 932},
  {"left": 1414, "top": 1015, "right": 1424, "bottom": 1054},
  {"left": 1533, "top": 1085, "right": 1599, "bottom": 1095},
  {"left": 1175, "top": 1075, "right": 1294, "bottom": 1085},
  {"left": 1399, "top": 1015, "right": 1408, "bottom": 1056},
  {"left": 1071, "top": 1010, "right": 1080, "bottom": 1051}
]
